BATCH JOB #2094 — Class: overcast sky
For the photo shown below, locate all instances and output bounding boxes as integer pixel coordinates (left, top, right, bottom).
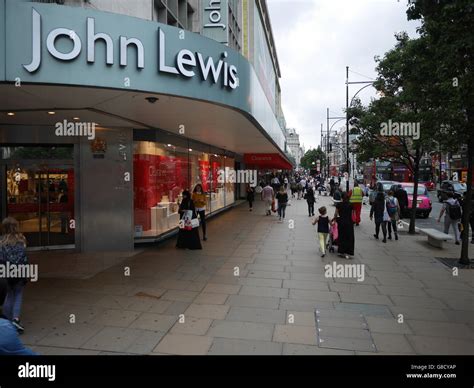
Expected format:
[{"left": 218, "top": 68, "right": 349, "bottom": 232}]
[{"left": 267, "top": 0, "right": 421, "bottom": 151}]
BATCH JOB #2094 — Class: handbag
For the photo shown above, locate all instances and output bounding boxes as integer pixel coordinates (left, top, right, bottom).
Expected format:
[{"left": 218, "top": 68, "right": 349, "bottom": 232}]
[{"left": 179, "top": 210, "right": 197, "bottom": 230}]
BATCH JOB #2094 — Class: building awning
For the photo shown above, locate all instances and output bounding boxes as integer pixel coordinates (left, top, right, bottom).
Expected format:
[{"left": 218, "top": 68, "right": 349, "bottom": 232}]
[{"left": 244, "top": 153, "right": 293, "bottom": 170}]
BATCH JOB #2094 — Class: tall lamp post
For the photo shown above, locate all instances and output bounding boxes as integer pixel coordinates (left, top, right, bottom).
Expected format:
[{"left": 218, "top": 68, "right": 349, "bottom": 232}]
[
  {"left": 327, "top": 108, "right": 345, "bottom": 179},
  {"left": 345, "top": 66, "right": 374, "bottom": 192}
]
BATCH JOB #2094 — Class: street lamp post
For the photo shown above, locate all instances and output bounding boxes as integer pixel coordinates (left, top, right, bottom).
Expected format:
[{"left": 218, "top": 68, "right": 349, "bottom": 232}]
[
  {"left": 345, "top": 66, "right": 374, "bottom": 192},
  {"left": 326, "top": 108, "right": 345, "bottom": 179}
]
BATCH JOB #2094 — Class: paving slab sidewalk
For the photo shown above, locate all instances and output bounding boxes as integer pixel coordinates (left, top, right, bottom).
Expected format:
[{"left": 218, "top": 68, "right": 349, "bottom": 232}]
[{"left": 14, "top": 192, "right": 473, "bottom": 355}]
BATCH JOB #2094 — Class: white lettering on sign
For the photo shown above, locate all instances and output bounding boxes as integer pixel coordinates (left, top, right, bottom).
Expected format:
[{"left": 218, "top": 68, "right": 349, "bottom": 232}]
[
  {"left": 159, "top": 29, "right": 237, "bottom": 89},
  {"left": 23, "top": 9, "right": 238, "bottom": 90},
  {"left": 204, "top": 0, "right": 226, "bottom": 30}
]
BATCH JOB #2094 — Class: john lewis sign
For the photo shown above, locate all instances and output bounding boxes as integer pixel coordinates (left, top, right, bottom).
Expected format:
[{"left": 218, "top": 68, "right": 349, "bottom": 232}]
[
  {"left": 23, "top": 8, "right": 238, "bottom": 89},
  {"left": 202, "top": 0, "right": 229, "bottom": 44}
]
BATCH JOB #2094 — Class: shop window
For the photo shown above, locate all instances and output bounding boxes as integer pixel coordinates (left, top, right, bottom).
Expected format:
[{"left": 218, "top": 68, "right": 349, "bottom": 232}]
[
  {"left": 133, "top": 140, "right": 235, "bottom": 239},
  {"left": 133, "top": 141, "right": 188, "bottom": 237}
]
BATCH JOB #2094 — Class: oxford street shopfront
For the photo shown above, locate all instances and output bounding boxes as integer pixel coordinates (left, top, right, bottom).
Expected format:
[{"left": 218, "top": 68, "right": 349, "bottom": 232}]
[{"left": 0, "top": 0, "right": 290, "bottom": 252}]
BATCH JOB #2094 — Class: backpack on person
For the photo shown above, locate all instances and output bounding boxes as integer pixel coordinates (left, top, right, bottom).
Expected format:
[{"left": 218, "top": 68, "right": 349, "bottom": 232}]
[
  {"left": 0, "top": 244, "right": 28, "bottom": 266},
  {"left": 386, "top": 197, "right": 398, "bottom": 216},
  {"left": 446, "top": 201, "right": 462, "bottom": 220}
]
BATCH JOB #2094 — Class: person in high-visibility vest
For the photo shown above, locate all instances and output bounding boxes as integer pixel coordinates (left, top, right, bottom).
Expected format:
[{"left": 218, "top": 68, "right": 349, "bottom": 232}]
[{"left": 349, "top": 182, "right": 364, "bottom": 225}]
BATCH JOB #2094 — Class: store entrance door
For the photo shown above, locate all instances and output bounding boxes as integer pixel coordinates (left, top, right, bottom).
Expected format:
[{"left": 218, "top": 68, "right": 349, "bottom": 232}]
[{"left": 0, "top": 146, "right": 75, "bottom": 249}]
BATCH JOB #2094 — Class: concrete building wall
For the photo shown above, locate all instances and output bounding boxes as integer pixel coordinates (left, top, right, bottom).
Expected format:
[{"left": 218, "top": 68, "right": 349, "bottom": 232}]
[{"left": 62, "top": 0, "right": 154, "bottom": 20}]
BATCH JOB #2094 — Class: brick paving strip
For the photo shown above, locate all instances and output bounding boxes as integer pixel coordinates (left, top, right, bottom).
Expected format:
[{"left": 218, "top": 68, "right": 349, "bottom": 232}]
[{"left": 12, "top": 193, "right": 474, "bottom": 355}]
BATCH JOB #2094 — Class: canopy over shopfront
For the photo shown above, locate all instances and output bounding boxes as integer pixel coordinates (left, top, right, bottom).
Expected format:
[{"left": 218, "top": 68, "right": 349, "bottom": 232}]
[
  {"left": 0, "top": 0, "right": 290, "bottom": 252},
  {"left": 244, "top": 153, "right": 293, "bottom": 170}
]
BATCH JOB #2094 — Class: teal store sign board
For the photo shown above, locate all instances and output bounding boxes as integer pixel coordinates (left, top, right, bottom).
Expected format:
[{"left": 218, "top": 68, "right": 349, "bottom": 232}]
[{"left": 0, "top": 0, "right": 285, "bottom": 151}]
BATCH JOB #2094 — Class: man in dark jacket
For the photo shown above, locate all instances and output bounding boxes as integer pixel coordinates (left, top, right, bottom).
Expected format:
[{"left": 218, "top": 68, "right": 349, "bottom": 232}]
[
  {"left": 305, "top": 187, "right": 316, "bottom": 217},
  {"left": 394, "top": 186, "right": 408, "bottom": 218}
]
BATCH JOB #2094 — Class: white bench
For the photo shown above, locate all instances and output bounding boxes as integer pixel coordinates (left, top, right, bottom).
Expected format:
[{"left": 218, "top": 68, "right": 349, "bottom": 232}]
[{"left": 419, "top": 228, "right": 453, "bottom": 248}]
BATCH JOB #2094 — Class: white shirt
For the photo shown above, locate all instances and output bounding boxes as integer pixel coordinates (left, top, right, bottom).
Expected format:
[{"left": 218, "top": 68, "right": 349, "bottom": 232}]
[{"left": 262, "top": 186, "right": 274, "bottom": 200}]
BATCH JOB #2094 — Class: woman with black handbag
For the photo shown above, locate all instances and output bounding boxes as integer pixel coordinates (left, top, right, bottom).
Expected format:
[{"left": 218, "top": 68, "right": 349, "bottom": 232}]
[{"left": 176, "top": 190, "right": 202, "bottom": 250}]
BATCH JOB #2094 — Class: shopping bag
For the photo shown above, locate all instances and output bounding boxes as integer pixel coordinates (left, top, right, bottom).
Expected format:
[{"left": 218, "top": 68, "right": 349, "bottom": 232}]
[
  {"left": 179, "top": 210, "right": 194, "bottom": 230},
  {"left": 397, "top": 220, "right": 404, "bottom": 229},
  {"left": 271, "top": 199, "right": 276, "bottom": 213},
  {"left": 191, "top": 218, "right": 200, "bottom": 228},
  {"left": 330, "top": 221, "right": 339, "bottom": 241}
]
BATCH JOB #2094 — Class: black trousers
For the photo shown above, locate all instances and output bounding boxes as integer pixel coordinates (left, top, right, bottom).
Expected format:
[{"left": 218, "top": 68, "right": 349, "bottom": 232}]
[
  {"left": 387, "top": 219, "right": 397, "bottom": 237},
  {"left": 375, "top": 221, "right": 387, "bottom": 239},
  {"left": 470, "top": 217, "right": 474, "bottom": 240},
  {"left": 197, "top": 210, "right": 206, "bottom": 238},
  {"left": 248, "top": 199, "right": 253, "bottom": 209},
  {"left": 307, "top": 202, "right": 314, "bottom": 216}
]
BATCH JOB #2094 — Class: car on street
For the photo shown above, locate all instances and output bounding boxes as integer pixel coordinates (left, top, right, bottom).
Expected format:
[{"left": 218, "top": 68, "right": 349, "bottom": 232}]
[
  {"left": 420, "top": 180, "right": 435, "bottom": 191},
  {"left": 437, "top": 180, "right": 467, "bottom": 202},
  {"left": 393, "top": 182, "right": 432, "bottom": 218},
  {"left": 377, "top": 180, "right": 396, "bottom": 193},
  {"left": 368, "top": 180, "right": 395, "bottom": 204}
]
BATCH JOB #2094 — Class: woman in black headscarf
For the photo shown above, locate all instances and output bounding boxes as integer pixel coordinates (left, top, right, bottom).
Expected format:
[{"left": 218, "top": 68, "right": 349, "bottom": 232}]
[
  {"left": 332, "top": 192, "right": 355, "bottom": 259},
  {"left": 176, "top": 190, "right": 202, "bottom": 250}
]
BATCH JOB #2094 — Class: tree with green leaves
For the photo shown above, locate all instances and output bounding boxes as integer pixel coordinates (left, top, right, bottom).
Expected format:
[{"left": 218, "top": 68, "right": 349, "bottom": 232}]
[
  {"left": 349, "top": 33, "right": 444, "bottom": 234},
  {"left": 300, "top": 147, "right": 326, "bottom": 171},
  {"left": 406, "top": 0, "right": 473, "bottom": 264}
]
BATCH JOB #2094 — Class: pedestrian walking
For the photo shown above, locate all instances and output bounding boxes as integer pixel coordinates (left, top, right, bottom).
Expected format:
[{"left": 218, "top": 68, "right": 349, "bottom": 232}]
[
  {"left": 305, "top": 186, "right": 316, "bottom": 217},
  {"left": 0, "top": 280, "right": 36, "bottom": 355},
  {"left": 438, "top": 192, "right": 462, "bottom": 245},
  {"left": 462, "top": 192, "right": 474, "bottom": 244},
  {"left": 349, "top": 182, "right": 363, "bottom": 225},
  {"left": 271, "top": 175, "right": 280, "bottom": 193},
  {"left": 246, "top": 184, "right": 255, "bottom": 211},
  {"left": 297, "top": 181, "right": 303, "bottom": 200},
  {"left": 370, "top": 192, "right": 389, "bottom": 243},
  {"left": 0, "top": 217, "right": 29, "bottom": 333},
  {"left": 394, "top": 185, "right": 408, "bottom": 218},
  {"left": 176, "top": 190, "right": 202, "bottom": 250},
  {"left": 276, "top": 186, "right": 288, "bottom": 223},
  {"left": 261, "top": 183, "right": 275, "bottom": 216},
  {"left": 333, "top": 187, "right": 342, "bottom": 203},
  {"left": 312, "top": 206, "right": 330, "bottom": 257},
  {"left": 332, "top": 193, "right": 354, "bottom": 259},
  {"left": 290, "top": 181, "right": 297, "bottom": 198},
  {"left": 386, "top": 190, "right": 400, "bottom": 240},
  {"left": 192, "top": 184, "right": 207, "bottom": 241}
]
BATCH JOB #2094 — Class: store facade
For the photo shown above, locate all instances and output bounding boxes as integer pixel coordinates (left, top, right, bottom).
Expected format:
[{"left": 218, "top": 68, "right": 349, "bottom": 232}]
[{"left": 0, "top": 0, "right": 289, "bottom": 252}]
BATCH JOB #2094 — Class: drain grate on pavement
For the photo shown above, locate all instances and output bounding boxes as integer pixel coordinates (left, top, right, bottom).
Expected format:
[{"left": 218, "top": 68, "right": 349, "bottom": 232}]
[
  {"left": 314, "top": 308, "right": 377, "bottom": 353},
  {"left": 435, "top": 257, "right": 474, "bottom": 270}
]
